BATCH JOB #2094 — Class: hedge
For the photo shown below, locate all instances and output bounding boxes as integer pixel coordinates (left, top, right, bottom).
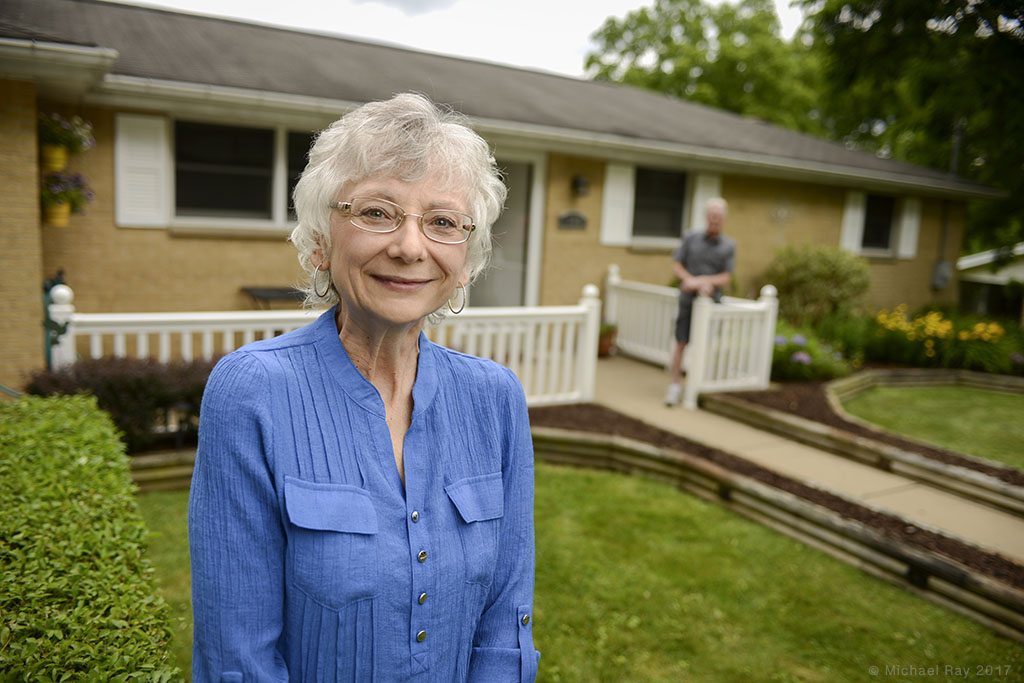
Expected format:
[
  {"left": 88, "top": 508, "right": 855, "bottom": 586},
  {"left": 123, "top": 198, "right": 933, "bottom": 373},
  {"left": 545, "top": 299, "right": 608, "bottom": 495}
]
[{"left": 0, "top": 395, "right": 179, "bottom": 681}]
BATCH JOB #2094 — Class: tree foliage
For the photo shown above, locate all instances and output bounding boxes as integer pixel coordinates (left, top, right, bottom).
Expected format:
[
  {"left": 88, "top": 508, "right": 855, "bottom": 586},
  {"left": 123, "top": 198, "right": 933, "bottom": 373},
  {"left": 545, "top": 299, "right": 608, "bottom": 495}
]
[
  {"left": 585, "top": 0, "right": 828, "bottom": 135},
  {"left": 801, "top": 0, "right": 1024, "bottom": 252}
]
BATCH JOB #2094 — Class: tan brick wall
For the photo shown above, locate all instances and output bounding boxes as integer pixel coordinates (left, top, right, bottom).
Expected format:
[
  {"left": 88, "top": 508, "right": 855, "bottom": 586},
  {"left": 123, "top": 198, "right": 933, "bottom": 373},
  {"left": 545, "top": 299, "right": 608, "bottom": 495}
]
[
  {"left": 0, "top": 80, "right": 44, "bottom": 394},
  {"left": 39, "top": 105, "right": 304, "bottom": 315},
  {"left": 539, "top": 154, "right": 679, "bottom": 305},
  {"left": 719, "top": 175, "right": 964, "bottom": 312}
]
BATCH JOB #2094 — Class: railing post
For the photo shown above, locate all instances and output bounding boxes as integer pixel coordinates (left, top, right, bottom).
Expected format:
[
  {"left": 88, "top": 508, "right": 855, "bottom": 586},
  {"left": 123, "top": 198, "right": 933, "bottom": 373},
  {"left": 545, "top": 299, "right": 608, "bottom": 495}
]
[
  {"left": 48, "top": 284, "right": 76, "bottom": 370},
  {"left": 604, "top": 264, "right": 620, "bottom": 327},
  {"left": 683, "top": 294, "right": 712, "bottom": 410},
  {"left": 755, "top": 284, "right": 779, "bottom": 388},
  {"left": 578, "top": 283, "right": 601, "bottom": 401}
]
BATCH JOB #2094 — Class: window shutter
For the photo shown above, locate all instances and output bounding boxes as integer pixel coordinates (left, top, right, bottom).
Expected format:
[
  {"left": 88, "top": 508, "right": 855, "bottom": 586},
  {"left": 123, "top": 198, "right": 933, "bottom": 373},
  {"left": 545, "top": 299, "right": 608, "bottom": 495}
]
[
  {"left": 115, "top": 114, "right": 170, "bottom": 227},
  {"left": 839, "top": 190, "right": 866, "bottom": 252},
  {"left": 688, "top": 173, "right": 722, "bottom": 232},
  {"left": 600, "top": 163, "right": 635, "bottom": 246},
  {"left": 896, "top": 197, "right": 921, "bottom": 259}
]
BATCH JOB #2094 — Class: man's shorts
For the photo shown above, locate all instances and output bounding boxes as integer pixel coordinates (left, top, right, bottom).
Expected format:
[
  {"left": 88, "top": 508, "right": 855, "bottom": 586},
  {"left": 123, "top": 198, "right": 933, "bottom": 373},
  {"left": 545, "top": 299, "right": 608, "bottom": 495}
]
[{"left": 674, "top": 294, "right": 695, "bottom": 343}]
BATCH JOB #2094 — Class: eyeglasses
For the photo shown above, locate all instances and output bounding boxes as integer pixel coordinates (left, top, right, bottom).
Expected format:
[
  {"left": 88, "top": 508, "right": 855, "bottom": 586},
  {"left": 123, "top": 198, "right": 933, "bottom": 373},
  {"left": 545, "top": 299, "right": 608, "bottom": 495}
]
[{"left": 329, "top": 196, "right": 476, "bottom": 245}]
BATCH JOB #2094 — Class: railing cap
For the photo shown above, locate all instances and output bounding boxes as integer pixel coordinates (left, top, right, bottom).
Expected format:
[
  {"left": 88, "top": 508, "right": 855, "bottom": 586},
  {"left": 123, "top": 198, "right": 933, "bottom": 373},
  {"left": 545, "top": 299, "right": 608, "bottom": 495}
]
[
  {"left": 50, "top": 284, "right": 74, "bottom": 305},
  {"left": 759, "top": 284, "right": 778, "bottom": 299}
]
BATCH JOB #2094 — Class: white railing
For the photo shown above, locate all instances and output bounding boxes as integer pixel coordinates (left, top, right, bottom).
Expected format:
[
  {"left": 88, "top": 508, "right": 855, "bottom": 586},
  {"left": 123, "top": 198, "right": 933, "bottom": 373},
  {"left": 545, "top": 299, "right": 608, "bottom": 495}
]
[
  {"left": 47, "top": 283, "right": 601, "bottom": 406},
  {"left": 604, "top": 264, "right": 778, "bottom": 409}
]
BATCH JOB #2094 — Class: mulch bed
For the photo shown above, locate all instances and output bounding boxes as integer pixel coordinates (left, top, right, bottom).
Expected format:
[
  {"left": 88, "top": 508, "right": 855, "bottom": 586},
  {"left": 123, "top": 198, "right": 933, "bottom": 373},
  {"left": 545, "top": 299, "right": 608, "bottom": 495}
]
[
  {"left": 529, "top": 402, "right": 1024, "bottom": 591},
  {"left": 729, "top": 381, "right": 1024, "bottom": 487}
]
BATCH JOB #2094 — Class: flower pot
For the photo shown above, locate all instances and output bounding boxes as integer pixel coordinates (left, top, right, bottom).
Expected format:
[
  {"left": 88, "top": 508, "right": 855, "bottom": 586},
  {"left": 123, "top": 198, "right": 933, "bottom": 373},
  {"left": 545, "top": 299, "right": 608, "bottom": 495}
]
[
  {"left": 44, "top": 202, "right": 72, "bottom": 227},
  {"left": 41, "top": 144, "right": 69, "bottom": 173},
  {"left": 598, "top": 329, "right": 617, "bottom": 357}
]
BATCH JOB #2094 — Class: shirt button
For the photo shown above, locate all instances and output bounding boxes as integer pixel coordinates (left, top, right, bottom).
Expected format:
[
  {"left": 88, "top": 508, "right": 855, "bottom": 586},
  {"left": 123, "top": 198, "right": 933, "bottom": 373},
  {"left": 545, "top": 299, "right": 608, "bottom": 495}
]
[
  {"left": 521, "top": 614, "right": 530, "bottom": 626},
  {"left": 418, "top": 550, "right": 427, "bottom": 562},
  {"left": 411, "top": 511, "right": 419, "bottom": 522},
  {"left": 416, "top": 630, "right": 427, "bottom": 642},
  {"left": 419, "top": 592, "right": 428, "bottom": 605}
]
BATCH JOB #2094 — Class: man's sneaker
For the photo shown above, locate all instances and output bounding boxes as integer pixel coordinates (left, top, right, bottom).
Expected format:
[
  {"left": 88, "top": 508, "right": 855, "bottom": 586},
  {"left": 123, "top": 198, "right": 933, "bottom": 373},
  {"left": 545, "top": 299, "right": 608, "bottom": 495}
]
[{"left": 664, "top": 383, "right": 682, "bottom": 406}]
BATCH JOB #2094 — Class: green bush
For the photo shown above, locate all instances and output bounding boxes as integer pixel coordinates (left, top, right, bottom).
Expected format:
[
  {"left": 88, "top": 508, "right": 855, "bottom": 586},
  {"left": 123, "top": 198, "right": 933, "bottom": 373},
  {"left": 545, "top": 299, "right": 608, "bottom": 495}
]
[
  {"left": 24, "top": 356, "right": 216, "bottom": 453},
  {"left": 0, "top": 395, "right": 179, "bottom": 680},
  {"left": 771, "top": 320, "right": 853, "bottom": 382},
  {"left": 761, "top": 244, "right": 870, "bottom": 327}
]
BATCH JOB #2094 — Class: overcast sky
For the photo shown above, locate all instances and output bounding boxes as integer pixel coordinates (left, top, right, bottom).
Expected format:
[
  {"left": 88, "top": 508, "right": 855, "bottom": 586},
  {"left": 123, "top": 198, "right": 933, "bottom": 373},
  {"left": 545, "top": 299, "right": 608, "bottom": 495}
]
[{"left": 113, "top": 0, "right": 806, "bottom": 78}]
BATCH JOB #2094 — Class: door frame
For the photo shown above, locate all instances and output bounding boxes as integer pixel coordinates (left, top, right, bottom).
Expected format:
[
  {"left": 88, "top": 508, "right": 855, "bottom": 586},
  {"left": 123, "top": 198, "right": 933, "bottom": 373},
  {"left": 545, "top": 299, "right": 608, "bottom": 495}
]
[{"left": 494, "top": 150, "right": 546, "bottom": 307}]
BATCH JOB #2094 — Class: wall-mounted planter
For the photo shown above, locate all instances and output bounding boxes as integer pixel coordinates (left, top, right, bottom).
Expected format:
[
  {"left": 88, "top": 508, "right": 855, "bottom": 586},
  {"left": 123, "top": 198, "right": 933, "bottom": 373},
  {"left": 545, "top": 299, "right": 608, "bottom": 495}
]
[
  {"left": 40, "top": 144, "right": 69, "bottom": 173},
  {"left": 43, "top": 202, "right": 71, "bottom": 228}
]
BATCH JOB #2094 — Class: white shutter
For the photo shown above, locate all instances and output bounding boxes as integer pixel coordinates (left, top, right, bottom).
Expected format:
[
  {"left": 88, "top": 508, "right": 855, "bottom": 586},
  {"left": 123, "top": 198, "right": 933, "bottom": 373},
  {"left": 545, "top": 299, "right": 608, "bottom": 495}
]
[
  {"left": 600, "top": 162, "right": 635, "bottom": 246},
  {"left": 115, "top": 114, "right": 170, "bottom": 228},
  {"left": 839, "top": 190, "right": 866, "bottom": 252},
  {"left": 688, "top": 172, "right": 722, "bottom": 232},
  {"left": 896, "top": 197, "right": 921, "bottom": 259}
]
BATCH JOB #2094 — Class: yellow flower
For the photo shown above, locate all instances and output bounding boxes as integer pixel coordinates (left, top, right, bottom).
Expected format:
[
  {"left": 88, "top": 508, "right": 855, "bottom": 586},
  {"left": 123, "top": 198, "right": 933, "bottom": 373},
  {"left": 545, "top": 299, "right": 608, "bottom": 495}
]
[{"left": 958, "top": 331, "right": 969, "bottom": 341}]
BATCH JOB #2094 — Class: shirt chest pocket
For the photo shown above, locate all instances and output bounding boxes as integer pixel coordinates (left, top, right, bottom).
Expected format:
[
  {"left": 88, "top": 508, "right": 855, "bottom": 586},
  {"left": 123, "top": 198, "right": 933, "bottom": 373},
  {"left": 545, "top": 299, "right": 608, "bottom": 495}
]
[
  {"left": 445, "top": 472, "right": 504, "bottom": 587},
  {"left": 283, "top": 476, "right": 378, "bottom": 609}
]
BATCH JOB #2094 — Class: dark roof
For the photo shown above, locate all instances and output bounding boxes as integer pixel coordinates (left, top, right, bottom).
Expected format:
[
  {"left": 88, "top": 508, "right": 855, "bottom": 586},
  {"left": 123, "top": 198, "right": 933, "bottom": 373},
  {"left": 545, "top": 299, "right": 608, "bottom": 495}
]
[{"left": 0, "top": 0, "right": 991, "bottom": 196}]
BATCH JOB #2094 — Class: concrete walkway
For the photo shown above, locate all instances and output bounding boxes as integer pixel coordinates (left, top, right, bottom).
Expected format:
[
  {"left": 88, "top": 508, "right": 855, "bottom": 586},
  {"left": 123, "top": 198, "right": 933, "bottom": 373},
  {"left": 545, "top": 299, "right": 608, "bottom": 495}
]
[{"left": 593, "top": 355, "right": 1024, "bottom": 564}]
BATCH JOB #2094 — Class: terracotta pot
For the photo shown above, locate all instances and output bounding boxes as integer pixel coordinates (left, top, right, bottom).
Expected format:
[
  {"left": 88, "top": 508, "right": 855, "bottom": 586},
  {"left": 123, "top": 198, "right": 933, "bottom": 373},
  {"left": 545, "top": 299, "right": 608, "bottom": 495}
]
[
  {"left": 44, "top": 202, "right": 71, "bottom": 227},
  {"left": 41, "top": 144, "right": 69, "bottom": 173}
]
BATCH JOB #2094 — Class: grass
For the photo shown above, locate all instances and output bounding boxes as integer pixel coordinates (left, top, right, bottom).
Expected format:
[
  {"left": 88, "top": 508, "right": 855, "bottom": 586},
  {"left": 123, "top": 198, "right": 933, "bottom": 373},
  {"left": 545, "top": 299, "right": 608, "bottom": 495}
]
[
  {"left": 138, "top": 489, "right": 193, "bottom": 677},
  {"left": 842, "top": 385, "right": 1024, "bottom": 472},
  {"left": 137, "top": 463, "right": 1022, "bottom": 681}
]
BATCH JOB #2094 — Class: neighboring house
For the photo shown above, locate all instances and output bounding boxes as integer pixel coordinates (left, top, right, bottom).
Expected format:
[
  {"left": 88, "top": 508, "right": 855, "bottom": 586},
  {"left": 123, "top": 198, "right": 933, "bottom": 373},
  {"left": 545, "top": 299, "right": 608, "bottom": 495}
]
[
  {"left": 957, "top": 243, "right": 1024, "bottom": 324},
  {"left": 0, "top": 0, "right": 999, "bottom": 390}
]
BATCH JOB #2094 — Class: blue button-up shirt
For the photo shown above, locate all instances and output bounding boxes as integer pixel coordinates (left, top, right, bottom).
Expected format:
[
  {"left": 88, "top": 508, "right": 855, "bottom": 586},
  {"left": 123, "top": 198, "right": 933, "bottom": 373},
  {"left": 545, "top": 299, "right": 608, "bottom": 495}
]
[{"left": 189, "top": 308, "right": 539, "bottom": 681}]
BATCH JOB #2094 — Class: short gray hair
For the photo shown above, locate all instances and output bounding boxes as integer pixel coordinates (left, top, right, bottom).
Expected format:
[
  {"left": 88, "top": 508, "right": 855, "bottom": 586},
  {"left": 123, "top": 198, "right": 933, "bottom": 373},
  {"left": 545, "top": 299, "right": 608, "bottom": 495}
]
[
  {"left": 705, "top": 197, "right": 728, "bottom": 215},
  {"left": 290, "top": 93, "right": 507, "bottom": 308}
]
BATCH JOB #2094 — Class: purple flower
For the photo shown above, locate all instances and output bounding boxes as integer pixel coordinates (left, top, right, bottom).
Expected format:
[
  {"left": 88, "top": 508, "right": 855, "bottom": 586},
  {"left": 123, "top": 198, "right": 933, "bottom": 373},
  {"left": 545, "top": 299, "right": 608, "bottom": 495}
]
[
  {"left": 774, "top": 334, "right": 788, "bottom": 346},
  {"left": 792, "top": 334, "right": 807, "bottom": 347},
  {"left": 1011, "top": 352, "right": 1024, "bottom": 365},
  {"left": 790, "top": 351, "right": 812, "bottom": 365}
]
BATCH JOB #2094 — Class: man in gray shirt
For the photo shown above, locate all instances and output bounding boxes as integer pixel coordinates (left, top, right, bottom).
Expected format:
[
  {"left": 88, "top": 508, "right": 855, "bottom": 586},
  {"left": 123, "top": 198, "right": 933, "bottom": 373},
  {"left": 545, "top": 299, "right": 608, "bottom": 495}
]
[{"left": 665, "top": 197, "right": 736, "bottom": 406}]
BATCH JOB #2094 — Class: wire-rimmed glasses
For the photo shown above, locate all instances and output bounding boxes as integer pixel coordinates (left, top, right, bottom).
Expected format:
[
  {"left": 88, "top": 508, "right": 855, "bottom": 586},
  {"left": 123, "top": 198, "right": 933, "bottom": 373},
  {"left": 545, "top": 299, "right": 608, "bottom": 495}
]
[{"left": 329, "top": 196, "right": 475, "bottom": 245}]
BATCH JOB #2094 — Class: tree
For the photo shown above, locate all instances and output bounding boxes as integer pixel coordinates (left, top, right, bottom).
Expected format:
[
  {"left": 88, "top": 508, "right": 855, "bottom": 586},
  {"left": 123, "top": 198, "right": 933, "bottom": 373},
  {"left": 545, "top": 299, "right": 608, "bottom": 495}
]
[
  {"left": 585, "top": 0, "right": 828, "bottom": 135},
  {"left": 801, "top": 0, "right": 1024, "bottom": 252}
]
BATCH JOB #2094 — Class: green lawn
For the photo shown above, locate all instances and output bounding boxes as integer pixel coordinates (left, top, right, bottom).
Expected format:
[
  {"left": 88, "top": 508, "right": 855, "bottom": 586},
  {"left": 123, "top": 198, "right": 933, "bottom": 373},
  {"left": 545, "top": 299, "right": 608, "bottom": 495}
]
[
  {"left": 842, "top": 385, "right": 1024, "bottom": 472},
  {"left": 137, "top": 463, "right": 1021, "bottom": 681}
]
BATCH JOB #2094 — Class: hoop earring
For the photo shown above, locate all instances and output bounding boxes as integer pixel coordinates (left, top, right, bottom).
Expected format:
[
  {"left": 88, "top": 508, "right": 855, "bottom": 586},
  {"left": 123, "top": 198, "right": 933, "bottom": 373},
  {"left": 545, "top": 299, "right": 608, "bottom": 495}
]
[
  {"left": 313, "top": 264, "right": 331, "bottom": 298},
  {"left": 447, "top": 284, "right": 466, "bottom": 314}
]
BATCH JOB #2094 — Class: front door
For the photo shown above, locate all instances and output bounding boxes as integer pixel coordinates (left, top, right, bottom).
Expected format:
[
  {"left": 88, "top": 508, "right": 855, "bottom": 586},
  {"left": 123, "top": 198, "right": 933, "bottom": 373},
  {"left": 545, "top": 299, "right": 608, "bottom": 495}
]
[{"left": 469, "top": 160, "right": 531, "bottom": 307}]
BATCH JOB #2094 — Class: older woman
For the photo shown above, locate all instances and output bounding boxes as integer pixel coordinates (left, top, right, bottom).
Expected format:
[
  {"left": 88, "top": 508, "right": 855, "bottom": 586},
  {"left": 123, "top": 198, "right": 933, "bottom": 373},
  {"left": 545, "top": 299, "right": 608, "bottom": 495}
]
[{"left": 189, "top": 93, "right": 540, "bottom": 682}]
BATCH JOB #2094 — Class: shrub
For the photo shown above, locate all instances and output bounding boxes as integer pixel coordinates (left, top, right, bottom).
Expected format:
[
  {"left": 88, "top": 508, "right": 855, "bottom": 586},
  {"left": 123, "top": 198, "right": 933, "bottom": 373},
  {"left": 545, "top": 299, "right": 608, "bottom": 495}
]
[
  {"left": 24, "top": 356, "right": 217, "bottom": 452},
  {"left": 760, "top": 244, "right": 870, "bottom": 327},
  {"left": 771, "top": 320, "right": 853, "bottom": 382},
  {"left": 0, "top": 395, "right": 179, "bottom": 679}
]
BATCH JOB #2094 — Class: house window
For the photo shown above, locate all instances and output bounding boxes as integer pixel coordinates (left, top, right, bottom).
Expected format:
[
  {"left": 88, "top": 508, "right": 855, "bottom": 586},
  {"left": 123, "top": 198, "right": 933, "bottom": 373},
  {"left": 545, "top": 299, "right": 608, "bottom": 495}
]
[
  {"left": 862, "top": 193, "right": 896, "bottom": 250},
  {"left": 632, "top": 167, "right": 688, "bottom": 238},
  {"left": 175, "top": 122, "right": 274, "bottom": 219},
  {"left": 287, "top": 132, "right": 313, "bottom": 220}
]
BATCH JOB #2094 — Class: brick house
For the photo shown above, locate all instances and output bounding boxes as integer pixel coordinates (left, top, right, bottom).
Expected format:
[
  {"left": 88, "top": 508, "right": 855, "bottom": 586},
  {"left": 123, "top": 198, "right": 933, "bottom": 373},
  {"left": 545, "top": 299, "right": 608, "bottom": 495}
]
[{"left": 0, "top": 0, "right": 998, "bottom": 390}]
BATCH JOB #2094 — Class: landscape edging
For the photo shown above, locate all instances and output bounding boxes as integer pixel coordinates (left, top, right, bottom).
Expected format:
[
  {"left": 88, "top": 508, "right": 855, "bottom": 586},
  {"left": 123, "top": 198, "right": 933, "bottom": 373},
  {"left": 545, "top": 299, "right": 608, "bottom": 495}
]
[
  {"left": 699, "top": 380, "right": 1024, "bottom": 517},
  {"left": 531, "top": 425, "right": 1024, "bottom": 643}
]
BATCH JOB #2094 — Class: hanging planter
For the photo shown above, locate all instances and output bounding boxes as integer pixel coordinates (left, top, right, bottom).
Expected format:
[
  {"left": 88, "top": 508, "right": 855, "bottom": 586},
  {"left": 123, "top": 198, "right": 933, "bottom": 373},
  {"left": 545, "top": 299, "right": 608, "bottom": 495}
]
[
  {"left": 40, "top": 172, "right": 94, "bottom": 227},
  {"left": 37, "top": 112, "right": 94, "bottom": 156},
  {"left": 43, "top": 202, "right": 72, "bottom": 227},
  {"left": 40, "top": 144, "right": 69, "bottom": 173}
]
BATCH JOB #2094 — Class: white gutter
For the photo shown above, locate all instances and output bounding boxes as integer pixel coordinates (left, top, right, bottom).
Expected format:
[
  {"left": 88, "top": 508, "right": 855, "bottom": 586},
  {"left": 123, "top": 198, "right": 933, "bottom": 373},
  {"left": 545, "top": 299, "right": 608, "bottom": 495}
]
[
  {"left": 87, "top": 74, "right": 998, "bottom": 200},
  {"left": 957, "top": 242, "right": 1024, "bottom": 271},
  {"left": 0, "top": 38, "right": 118, "bottom": 97}
]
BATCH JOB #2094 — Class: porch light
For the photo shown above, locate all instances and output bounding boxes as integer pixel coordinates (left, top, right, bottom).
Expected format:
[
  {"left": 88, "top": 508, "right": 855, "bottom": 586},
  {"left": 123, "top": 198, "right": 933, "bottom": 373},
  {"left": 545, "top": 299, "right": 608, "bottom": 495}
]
[{"left": 571, "top": 175, "right": 590, "bottom": 198}]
